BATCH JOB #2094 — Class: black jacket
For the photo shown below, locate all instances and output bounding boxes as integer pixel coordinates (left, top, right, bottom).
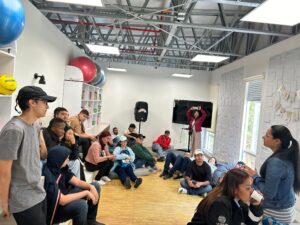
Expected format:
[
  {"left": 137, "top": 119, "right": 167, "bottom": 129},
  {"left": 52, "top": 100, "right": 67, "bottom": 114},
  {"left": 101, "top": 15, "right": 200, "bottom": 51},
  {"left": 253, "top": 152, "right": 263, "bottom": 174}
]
[
  {"left": 43, "top": 127, "right": 61, "bottom": 150},
  {"left": 187, "top": 196, "right": 263, "bottom": 225}
]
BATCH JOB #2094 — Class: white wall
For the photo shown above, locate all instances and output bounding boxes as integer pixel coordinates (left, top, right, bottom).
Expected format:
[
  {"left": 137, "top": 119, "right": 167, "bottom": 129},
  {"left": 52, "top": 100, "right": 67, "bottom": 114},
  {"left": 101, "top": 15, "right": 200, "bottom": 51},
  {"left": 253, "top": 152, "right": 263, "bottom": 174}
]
[
  {"left": 12, "top": 0, "right": 83, "bottom": 124},
  {"left": 98, "top": 63, "right": 212, "bottom": 148}
]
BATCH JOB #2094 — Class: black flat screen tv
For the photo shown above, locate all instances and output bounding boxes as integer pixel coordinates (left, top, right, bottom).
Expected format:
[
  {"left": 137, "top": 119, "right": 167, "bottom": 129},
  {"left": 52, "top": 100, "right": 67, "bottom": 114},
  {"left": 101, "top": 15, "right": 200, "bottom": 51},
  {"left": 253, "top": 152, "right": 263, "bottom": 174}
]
[{"left": 172, "top": 100, "right": 213, "bottom": 128}]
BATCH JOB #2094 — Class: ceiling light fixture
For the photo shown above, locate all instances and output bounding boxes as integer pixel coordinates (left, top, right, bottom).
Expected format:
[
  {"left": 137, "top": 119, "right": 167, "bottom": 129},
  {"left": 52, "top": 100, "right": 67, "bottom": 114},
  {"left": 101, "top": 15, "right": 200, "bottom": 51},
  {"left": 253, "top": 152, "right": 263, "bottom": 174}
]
[
  {"left": 172, "top": 73, "right": 193, "bottom": 78},
  {"left": 86, "top": 44, "right": 120, "bottom": 55},
  {"left": 191, "top": 54, "right": 229, "bottom": 63},
  {"left": 241, "top": 0, "right": 300, "bottom": 26},
  {"left": 107, "top": 68, "right": 127, "bottom": 72},
  {"left": 46, "top": 0, "right": 103, "bottom": 7}
]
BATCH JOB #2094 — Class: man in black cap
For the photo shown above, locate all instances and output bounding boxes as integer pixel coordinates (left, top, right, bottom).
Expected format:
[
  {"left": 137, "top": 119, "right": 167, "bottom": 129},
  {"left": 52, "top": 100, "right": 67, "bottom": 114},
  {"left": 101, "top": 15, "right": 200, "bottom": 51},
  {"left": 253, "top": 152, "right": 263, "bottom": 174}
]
[{"left": 0, "top": 86, "right": 56, "bottom": 225}]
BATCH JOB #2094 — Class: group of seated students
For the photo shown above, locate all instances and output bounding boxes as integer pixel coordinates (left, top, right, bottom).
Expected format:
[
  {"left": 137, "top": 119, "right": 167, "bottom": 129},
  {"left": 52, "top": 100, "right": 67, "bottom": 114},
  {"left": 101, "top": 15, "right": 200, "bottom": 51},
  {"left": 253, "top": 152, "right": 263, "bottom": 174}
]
[{"left": 40, "top": 107, "right": 298, "bottom": 225}]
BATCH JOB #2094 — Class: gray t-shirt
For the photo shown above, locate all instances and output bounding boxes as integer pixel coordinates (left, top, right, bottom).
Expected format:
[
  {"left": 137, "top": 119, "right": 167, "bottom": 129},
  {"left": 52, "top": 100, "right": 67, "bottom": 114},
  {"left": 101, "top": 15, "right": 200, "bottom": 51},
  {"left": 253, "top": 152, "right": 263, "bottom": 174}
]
[{"left": 0, "top": 117, "right": 45, "bottom": 213}]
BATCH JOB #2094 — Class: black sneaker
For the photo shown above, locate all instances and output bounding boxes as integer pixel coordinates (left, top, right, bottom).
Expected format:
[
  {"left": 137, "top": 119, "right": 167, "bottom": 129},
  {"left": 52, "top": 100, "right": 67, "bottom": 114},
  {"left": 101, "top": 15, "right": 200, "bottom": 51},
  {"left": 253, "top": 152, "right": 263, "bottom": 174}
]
[
  {"left": 87, "top": 220, "right": 105, "bottom": 225},
  {"left": 159, "top": 171, "right": 168, "bottom": 177},
  {"left": 124, "top": 177, "right": 131, "bottom": 189},
  {"left": 157, "top": 157, "right": 165, "bottom": 162},
  {"left": 134, "top": 178, "right": 143, "bottom": 188},
  {"left": 163, "top": 173, "right": 173, "bottom": 180}
]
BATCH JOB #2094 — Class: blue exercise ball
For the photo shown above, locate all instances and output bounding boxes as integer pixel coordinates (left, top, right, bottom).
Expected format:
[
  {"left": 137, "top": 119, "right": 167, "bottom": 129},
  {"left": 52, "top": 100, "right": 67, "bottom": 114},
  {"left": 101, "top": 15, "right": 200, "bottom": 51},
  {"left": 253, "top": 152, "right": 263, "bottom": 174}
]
[
  {"left": 96, "top": 72, "right": 106, "bottom": 87},
  {"left": 0, "top": 0, "right": 25, "bottom": 46},
  {"left": 94, "top": 70, "right": 105, "bottom": 86}
]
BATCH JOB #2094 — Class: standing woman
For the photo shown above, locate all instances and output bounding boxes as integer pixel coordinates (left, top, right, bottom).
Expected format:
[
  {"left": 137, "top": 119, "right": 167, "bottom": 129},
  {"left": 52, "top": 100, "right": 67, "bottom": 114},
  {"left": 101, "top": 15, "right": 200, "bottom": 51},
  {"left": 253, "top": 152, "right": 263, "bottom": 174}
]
[
  {"left": 186, "top": 106, "right": 207, "bottom": 156},
  {"left": 244, "top": 125, "right": 300, "bottom": 224},
  {"left": 187, "top": 168, "right": 263, "bottom": 225},
  {"left": 85, "top": 131, "right": 115, "bottom": 185}
]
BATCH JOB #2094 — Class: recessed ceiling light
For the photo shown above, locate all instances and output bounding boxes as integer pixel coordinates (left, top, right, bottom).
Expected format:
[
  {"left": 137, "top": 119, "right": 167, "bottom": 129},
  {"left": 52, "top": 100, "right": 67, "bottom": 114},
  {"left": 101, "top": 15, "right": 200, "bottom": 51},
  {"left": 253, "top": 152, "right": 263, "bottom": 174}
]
[
  {"left": 86, "top": 44, "right": 120, "bottom": 55},
  {"left": 107, "top": 68, "right": 127, "bottom": 72},
  {"left": 172, "top": 74, "right": 193, "bottom": 78},
  {"left": 191, "top": 54, "right": 229, "bottom": 63},
  {"left": 46, "top": 0, "right": 103, "bottom": 7},
  {"left": 241, "top": 0, "right": 300, "bottom": 26}
]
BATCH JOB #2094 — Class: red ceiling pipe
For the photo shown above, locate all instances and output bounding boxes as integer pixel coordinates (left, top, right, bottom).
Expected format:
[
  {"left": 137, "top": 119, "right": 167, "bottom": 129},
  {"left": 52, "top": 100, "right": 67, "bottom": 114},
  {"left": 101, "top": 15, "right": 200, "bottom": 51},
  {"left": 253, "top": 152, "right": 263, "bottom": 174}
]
[{"left": 50, "top": 19, "right": 162, "bottom": 33}]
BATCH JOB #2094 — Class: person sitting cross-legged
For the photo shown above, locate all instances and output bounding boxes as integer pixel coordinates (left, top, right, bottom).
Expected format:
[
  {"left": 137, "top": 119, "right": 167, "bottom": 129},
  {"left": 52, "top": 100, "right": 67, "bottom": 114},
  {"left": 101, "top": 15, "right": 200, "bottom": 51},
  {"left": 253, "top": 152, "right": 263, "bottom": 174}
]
[
  {"left": 42, "top": 146, "right": 104, "bottom": 225},
  {"left": 131, "top": 134, "right": 158, "bottom": 172},
  {"left": 152, "top": 130, "right": 172, "bottom": 161},
  {"left": 178, "top": 149, "right": 212, "bottom": 196}
]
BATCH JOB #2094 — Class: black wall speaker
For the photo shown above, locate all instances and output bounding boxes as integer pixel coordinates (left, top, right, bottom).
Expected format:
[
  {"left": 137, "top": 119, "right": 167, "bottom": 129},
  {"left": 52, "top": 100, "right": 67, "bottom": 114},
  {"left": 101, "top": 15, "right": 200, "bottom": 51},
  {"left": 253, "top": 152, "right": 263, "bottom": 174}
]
[{"left": 134, "top": 101, "right": 148, "bottom": 122}]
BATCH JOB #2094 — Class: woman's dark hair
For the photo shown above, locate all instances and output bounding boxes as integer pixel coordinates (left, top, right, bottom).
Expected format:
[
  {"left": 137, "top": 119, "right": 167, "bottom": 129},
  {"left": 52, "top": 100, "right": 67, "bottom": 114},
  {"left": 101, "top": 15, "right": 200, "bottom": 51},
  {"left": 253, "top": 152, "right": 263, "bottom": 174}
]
[
  {"left": 209, "top": 157, "right": 217, "bottom": 165},
  {"left": 62, "top": 126, "right": 74, "bottom": 145},
  {"left": 260, "top": 125, "right": 300, "bottom": 192},
  {"left": 196, "top": 168, "right": 250, "bottom": 215},
  {"left": 190, "top": 109, "right": 202, "bottom": 120},
  {"left": 99, "top": 130, "right": 111, "bottom": 149}
]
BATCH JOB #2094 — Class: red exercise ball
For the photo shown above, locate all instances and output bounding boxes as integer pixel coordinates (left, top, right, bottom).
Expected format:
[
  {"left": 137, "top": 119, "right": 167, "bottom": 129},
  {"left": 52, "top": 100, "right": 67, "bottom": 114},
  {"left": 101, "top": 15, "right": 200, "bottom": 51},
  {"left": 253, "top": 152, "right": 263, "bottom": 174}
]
[{"left": 69, "top": 57, "right": 97, "bottom": 82}]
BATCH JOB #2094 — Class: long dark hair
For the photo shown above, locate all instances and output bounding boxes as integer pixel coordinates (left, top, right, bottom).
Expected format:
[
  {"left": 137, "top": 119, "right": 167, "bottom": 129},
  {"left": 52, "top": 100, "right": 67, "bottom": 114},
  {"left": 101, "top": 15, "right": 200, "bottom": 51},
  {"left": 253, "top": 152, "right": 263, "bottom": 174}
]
[
  {"left": 99, "top": 130, "right": 111, "bottom": 149},
  {"left": 260, "top": 125, "right": 300, "bottom": 192},
  {"left": 196, "top": 169, "right": 250, "bottom": 215}
]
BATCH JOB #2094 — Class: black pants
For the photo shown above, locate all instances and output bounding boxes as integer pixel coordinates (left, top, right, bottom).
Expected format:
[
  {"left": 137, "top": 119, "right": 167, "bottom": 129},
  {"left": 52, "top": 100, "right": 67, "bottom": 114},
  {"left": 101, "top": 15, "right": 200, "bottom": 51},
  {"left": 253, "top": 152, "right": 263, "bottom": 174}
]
[
  {"left": 85, "top": 160, "right": 114, "bottom": 180},
  {"left": 77, "top": 137, "right": 91, "bottom": 161},
  {"left": 13, "top": 198, "right": 47, "bottom": 225}
]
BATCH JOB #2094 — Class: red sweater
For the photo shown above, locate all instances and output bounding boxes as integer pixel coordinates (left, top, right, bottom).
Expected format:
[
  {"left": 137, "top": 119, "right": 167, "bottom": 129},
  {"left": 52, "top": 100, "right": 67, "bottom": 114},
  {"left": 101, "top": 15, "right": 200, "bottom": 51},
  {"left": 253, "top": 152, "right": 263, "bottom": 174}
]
[
  {"left": 153, "top": 135, "right": 171, "bottom": 150},
  {"left": 186, "top": 107, "right": 207, "bottom": 132}
]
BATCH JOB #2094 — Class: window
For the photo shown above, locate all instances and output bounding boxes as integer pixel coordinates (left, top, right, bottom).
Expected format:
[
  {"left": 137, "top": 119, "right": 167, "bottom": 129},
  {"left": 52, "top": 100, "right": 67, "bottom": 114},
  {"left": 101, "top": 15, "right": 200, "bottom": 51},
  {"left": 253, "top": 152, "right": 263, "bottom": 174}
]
[
  {"left": 202, "top": 128, "right": 215, "bottom": 154},
  {"left": 240, "top": 79, "right": 263, "bottom": 168}
]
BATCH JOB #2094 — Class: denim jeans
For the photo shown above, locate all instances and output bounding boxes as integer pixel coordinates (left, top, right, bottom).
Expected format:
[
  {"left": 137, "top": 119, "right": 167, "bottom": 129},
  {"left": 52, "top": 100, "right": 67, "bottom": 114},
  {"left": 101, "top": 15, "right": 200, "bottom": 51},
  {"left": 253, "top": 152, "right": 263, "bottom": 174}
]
[
  {"left": 152, "top": 143, "right": 171, "bottom": 157},
  {"left": 180, "top": 179, "right": 212, "bottom": 195},
  {"left": 54, "top": 182, "right": 100, "bottom": 225},
  {"left": 163, "top": 152, "right": 191, "bottom": 175},
  {"left": 134, "top": 158, "right": 155, "bottom": 169},
  {"left": 115, "top": 165, "right": 138, "bottom": 183},
  {"left": 13, "top": 198, "right": 47, "bottom": 225}
]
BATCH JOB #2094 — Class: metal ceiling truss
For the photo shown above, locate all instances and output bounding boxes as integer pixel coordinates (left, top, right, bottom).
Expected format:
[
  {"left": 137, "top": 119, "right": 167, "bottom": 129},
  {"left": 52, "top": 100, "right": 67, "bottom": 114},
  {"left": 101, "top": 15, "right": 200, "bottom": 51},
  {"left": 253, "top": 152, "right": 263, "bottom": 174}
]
[{"left": 30, "top": 0, "right": 297, "bottom": 71}]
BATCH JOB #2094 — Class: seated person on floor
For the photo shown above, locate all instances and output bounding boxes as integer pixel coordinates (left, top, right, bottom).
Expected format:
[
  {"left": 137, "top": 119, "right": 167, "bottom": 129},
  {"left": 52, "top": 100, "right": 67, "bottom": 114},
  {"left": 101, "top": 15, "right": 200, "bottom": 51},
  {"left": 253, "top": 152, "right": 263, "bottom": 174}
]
[
  {"left": 43, "top": 117, "right": 66, "bottom": 150},
  {"left": 124, "top": 123, "right": 139, "bottom": 146},
  {"left": 70, "top": 109, "right": 96, "bottom": 160},
  {"left": 61, "top": 126, "right": 82, "bottom": 179},
  {"left": 42, "top": 146, "right": 104, "bottom": 225},
  {"left": 211, "top": 161, "right": 245, "bottom": 187},
  {"left": 111, "top": 127, "right": 120, "bottom": 144},
  {"left": 178, "top": 149, "right": 212, "bottom": 196},
  {"left": 54, "top": 107, "right": 70, "bottom": 125},
  {"left": 152, "top": 130, "right": 172, "bottom": 162},
  {"left": 85, "top": 131, "right": 115, "bottom": 185},
  {"left": 112, "top": 135, "right": 142, "bottom": 189},
  {"left": 208, "top": 157, "right": 217, "bottom": 174},
  {"left": 160, "top": 151, "right": 192, "bottom": 180},
  {"left": 131, "top": 134, "right": 158, "bottom": 172}
]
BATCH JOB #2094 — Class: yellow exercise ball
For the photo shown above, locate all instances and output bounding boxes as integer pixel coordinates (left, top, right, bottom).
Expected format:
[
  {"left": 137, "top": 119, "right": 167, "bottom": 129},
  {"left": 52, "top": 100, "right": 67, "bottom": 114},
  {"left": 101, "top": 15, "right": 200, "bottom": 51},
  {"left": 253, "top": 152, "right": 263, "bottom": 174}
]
[{"left": 0, "top": 75, "right": 17, "bottom": 95}]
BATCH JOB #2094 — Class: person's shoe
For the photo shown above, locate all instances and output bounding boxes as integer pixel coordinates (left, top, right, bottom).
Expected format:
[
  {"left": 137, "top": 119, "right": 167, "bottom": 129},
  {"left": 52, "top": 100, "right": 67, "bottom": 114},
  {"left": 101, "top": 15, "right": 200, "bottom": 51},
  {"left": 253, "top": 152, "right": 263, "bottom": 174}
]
[
  {"left": 201, "top": 192, "right": 208, "bottom": 198},
  {"left": 94, "top": 180, "right": 106, "bottom": 186},
  {"left": 134, "top": 178, "right": 143, "bottom": 188},
  {"left": 101, "top": 176, "right": 111, "bottom": 182},
  {"left": 178, "top": 187, "right": 188, "bottom": 194},
  {"left": 173, "top": 172, "right": 183, "bottom": 180},
  {"left": 157, "top": 157, "right": 165, "bottom": 162},
  {"left": 87, "top": 220, "right": 105, "bottom": 225},
  {"left": 159, "top": 171, "right": 168, "bottom": 177},
  {"left": 163, "top": 173, "right": 173, "bottom": 180},
  {"left": 124, "top": 177, "right": 131, "bottom": 189}
]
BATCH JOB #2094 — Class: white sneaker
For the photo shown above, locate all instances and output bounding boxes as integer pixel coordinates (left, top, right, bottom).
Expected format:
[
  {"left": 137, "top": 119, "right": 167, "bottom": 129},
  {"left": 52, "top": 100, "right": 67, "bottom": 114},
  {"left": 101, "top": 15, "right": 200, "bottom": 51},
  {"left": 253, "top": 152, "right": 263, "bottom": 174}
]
[
  {"left": 95, "top": 180, "right": 106, "bottom": 186},
  {"left": 178, "top": 187, "right": 188, "bottom": 194},
  {"left": 101, "top": 176, "right": 111, "bottom": 182}
]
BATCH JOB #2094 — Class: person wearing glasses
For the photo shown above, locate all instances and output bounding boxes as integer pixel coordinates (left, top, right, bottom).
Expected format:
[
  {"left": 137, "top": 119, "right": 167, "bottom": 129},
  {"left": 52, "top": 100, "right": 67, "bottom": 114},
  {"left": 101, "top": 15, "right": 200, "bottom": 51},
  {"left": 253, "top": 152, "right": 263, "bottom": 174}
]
[{"left": 0, "top": 86, "right": 56, "bottom": 225}]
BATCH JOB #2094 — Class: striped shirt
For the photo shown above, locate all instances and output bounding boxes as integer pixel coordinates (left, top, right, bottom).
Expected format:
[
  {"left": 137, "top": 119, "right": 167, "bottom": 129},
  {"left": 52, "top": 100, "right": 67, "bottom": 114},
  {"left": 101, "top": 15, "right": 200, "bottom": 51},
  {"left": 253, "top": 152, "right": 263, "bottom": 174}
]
[{"left": 264, "top": 206, "right": 295, "bottom": 224}]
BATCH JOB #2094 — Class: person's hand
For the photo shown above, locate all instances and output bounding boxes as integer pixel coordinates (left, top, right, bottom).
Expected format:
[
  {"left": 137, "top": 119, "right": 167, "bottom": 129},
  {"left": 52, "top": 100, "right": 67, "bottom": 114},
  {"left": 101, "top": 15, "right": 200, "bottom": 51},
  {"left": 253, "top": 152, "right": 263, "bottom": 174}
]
[
  {"left": 188, "top": 180, "right": 196, "bottom": 188},
  {"left": 243, "top": 165, "right": 257, "bottom": 177},
  {"left": 66, "top": 132, "right": 76, "bottom": 144},
  {"left": 184, "top": 152, "right": 191, "bottom": 157},
  {"left": 86, "top": 191, "right": 97, "bottom": 205},
  {"left": 90, "top": 135, "right": 97, "bottom": 142},
  {"left": 89, "top": 185, "right": 99, "bottom": 203},
  {"left": 250, "top": 190, "right": 263, "bottom": 206},
  {"left": 108, "top": 155, "right": 115, "bottom": 160},
  {"left": 195, "top": 182, "right": 202, "bottom": 188},
  {"left": 1, "top": 202, "right": 10, "bottom": 219}
]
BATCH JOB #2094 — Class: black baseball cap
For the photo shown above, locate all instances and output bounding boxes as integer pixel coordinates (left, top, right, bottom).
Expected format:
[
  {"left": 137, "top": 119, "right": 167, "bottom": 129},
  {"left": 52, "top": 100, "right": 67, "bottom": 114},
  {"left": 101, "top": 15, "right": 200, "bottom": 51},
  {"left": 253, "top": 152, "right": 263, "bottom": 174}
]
[
  {"left": 136, "top": 134, "right": 146, "bottom": 139},
  {"left": 17, "top": 86, "right": 57, "bottom": 102}
]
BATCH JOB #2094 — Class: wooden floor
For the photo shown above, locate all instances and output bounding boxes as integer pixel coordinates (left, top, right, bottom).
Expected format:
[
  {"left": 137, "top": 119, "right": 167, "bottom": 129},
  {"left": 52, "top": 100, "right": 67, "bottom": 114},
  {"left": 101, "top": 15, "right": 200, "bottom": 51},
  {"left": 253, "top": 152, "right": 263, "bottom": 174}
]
[{"left": 96, "top": 162, "right": 201, "bottom": 225}]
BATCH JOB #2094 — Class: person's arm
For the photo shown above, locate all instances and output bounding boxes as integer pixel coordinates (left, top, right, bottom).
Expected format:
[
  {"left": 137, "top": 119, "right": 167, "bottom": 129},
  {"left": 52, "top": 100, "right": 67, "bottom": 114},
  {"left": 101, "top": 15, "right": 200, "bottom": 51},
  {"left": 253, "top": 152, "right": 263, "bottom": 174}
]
[
  {"left": 79, "top": 132, "right": 96, "bottom": 141},
  {"left": 195, "top": 107, "right": 207, "bottom": 126},
  {"left": 39, "top": 130, "right": 47, "bottom": 160},
  {"left": 113, "top": 147, "right": 129, "bottom": 160},
  {"left": 127, "top": 147, "right": 135, "bottom": 162},
  {"left": 89, "top": 142, "right": 107, "bottom": 163},
  {"left": 244, "top": 203, "right": 263, "bottom": 225},
  {"left": 0, "top": 160, "right": 13, "bottom": 218},
  {"left": 186, "top": 107, "right": 193, "bottom": 120}
]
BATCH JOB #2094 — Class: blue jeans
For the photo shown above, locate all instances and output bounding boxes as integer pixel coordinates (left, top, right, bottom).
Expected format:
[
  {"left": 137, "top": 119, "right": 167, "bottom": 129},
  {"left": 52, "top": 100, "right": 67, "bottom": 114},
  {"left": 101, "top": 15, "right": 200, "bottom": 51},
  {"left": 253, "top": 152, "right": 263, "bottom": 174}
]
[
  {"left": 180, "top": 179, "right": 212, "bottom": 195},
  {"left": 54, "top": 182, "right": 100, "bottom": 225},
  {"left": 134, "top": 158, "right": 155, "bottom": 169},
  {"left": 115, "top": 165, "right": 138, "bottom": 183},
  {"left": 163, "top": 152, "right": 191, "bottom": 175},
  {"left": 152, "top": 143, "right": 171, "bottom": 157}
]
